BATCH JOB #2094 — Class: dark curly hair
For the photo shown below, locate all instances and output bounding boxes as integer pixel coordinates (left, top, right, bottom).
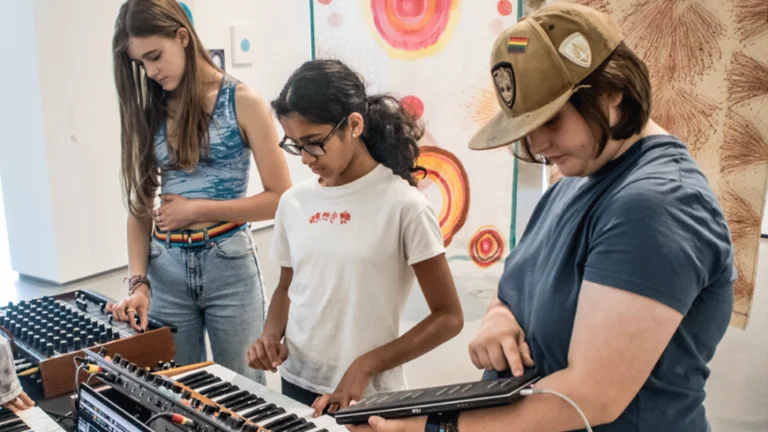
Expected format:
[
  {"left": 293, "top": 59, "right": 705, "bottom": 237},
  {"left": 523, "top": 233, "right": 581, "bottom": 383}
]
[{"left": 271, "top": 60, "right": 425, "bottom": 186}]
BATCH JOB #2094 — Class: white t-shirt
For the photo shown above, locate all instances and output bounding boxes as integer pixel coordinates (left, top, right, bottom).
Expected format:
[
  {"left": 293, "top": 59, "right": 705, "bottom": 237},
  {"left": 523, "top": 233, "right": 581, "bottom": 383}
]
[{"left": 271, "top": 164, "right": 445, "bottom": 395}]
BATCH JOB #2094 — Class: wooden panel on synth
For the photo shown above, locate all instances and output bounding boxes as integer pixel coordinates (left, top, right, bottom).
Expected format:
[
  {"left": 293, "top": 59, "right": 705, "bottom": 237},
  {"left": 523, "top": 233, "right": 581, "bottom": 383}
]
[{"left": 39, "top": 327, "right": 175, "bottom": 398}]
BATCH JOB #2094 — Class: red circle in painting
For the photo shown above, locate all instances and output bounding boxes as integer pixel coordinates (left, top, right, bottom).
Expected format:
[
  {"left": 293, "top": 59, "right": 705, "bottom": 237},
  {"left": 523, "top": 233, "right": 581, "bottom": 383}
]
[
  {"left": 469, "top": 226, "right": 505, "bottom": 268},
  {"left": 497, "top": 0, "right": 513, "bottom": 16},
  {"left": 371, "top": 0, "right": 454, "bottom": 51},
  {"left": 318, "top": 0, "right": 333, "bottom": 5},
  {"left": 402, "top": 95, "right": 425, "bottom": 119}
]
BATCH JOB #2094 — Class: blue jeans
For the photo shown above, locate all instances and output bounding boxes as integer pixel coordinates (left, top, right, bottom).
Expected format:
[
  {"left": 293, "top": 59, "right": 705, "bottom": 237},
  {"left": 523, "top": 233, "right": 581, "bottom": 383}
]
[{"left": 147, "top": 229, "right": 266, "bottom": 385}]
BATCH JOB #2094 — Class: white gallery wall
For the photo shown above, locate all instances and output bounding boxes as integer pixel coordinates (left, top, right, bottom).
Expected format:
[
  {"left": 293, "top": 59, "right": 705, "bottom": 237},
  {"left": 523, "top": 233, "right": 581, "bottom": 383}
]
[{"left": 0, "top": 0, "right": 312, "bottom": 284}]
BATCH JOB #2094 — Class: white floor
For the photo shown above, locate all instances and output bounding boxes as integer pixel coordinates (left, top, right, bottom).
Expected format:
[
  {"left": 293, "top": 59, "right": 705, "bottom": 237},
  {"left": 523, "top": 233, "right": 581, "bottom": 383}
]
[{"left": 0, "top": 173, "right": 766, "bottom": 430}]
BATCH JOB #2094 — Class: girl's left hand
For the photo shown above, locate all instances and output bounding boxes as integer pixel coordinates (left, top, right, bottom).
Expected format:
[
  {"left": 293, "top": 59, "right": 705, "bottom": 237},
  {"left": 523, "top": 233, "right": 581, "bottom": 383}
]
[
  {"left": 312, "top": 359, "right": 374, "bottom": 417},
  {"left": 154, "top": 194, "right": 198, "bottom": 232},
  {"left": 346, "top": 416, "right": 427, "bottom": 432}
]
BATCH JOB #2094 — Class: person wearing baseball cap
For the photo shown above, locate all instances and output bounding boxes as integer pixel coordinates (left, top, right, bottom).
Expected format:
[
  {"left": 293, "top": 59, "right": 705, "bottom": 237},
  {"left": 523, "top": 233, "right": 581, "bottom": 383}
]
[{"left": 351, "top": 3, "right": 734, "bottom": 432}]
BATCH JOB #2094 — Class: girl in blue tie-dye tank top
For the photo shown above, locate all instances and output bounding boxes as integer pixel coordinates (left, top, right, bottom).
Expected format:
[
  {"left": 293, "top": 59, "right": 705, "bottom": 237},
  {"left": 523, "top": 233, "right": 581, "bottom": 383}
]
[{"left": 108, "top": 0, "right": 291, "bottom": 384}]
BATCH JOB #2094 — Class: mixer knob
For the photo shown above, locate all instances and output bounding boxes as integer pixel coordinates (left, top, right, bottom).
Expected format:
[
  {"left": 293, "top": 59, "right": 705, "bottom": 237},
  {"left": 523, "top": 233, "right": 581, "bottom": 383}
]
[
  {"left": 11, "top": 322, "right": 20, "bottom": 336},
  {"left": 20, "top": 329, "right": 28, "bottom": 341},
  {"left": 45, "top": 343, "right": 54, "bottom": 356},
  {"left": 22, "top": 318, "right": 30, "bottom": 328},
  {"left": 65, "top": 324, "right": 74, "bottom": 332},
  {"left": 2, "top": 317, "right": 8, "bottom": 328},
  {"left": 6, "top": 301, "right": 13, "bottom": 308},
  {"left": 65, "top": 333, "right": 74, "bottom": 344},
  {"left": 59, "top": 341, "right": 69, "bottom": 353},
  {"left": 52, "top": 336, "right": 60, "bottom": 348},
  {"left": 86, "top": 335, "right": 95, "bottom": 346},
  {"left": 73, "top": 338, "right": 82, "bottom": 350},
  {"left": 32, "top": 335, "right": 41, "bottom": 349},
  {"left": 99, "top": 332, "right": 109, "bottom": 344},
  {"left": 33, "top": 325, "right": 41, "bottom": 335}
]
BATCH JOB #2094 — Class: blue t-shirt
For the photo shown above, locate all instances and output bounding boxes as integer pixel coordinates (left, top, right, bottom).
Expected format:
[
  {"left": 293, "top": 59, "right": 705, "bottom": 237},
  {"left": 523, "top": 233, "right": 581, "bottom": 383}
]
[{"left": 497, "top": 135, "right": 735, "bottom": 431}]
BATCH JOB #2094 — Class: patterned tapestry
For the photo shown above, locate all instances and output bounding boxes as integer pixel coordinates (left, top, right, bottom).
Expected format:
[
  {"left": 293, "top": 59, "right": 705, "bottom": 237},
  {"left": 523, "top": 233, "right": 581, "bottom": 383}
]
[
  {"left": 312, "top": 0, "right": 521, "bottom": 277},
  {"left": 535, "top": 0, "right": 768, "bottom": 328}
]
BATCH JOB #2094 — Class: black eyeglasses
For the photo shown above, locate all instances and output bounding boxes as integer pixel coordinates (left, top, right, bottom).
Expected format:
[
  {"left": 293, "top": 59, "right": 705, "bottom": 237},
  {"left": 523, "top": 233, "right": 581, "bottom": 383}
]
[{"left": 279, "top": 116, "right": 348, "bottom": 157}]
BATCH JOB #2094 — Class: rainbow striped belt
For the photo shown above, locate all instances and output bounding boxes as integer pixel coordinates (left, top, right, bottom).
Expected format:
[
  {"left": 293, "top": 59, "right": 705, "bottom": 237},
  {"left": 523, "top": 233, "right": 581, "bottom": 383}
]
[{"left": 153, "top": 221, "right": 247, "bottom": 247}]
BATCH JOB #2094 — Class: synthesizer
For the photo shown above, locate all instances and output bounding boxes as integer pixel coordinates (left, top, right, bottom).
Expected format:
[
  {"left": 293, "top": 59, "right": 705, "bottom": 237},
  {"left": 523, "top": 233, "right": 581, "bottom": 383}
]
[
  {"left": 334, "top": 369, "right": 541, "bottom": 424},
  {"left": 84, "top": 348, "right": 345, "bottom": 432},
  {"left": 0, "top": 290, "right": 177, "bottom": 398}
]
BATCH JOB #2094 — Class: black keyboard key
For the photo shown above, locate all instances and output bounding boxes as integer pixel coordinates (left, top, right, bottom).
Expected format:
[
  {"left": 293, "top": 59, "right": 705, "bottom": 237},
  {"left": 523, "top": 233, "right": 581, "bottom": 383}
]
[
  {"left": 241, "top": 403, "right": 276, "bottom": 419},
  {"left": 217, "top": 390, "right": 249, "bottom": 405},
  {"left": 186, "top": 375, "right": 221, "bottom": 389},
  {"left": 229, "top": 396, "right": 264, "bottom": 413},
  {"left": 271, "top": 416, "right": 304, "bottom": 432},
  {"left": 200, "top": 382, "right": 231, "bottom": 397},
  {"left": 250, "top": 407, "right": 285, "bottom": 423},
  {"left": 284, "top": 422, "right": 317, "bottom": 432},
  {"left": 207, "top": 384, "right": 240, "bottom": 399},
  {"left": 264, "top": 414, "right": 298, "bottom": 431},
  {"left": 176, "top": 370, "right": 210, "bottom": 385},
  {"left": 224, "top": 394, "right": 258, "bottom": 410}
]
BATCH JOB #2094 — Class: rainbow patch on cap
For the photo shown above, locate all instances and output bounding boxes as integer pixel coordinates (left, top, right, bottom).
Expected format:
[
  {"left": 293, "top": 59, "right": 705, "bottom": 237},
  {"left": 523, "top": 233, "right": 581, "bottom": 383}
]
[{"left": 507, "top": 36, "right": 528, "bottom": 53}]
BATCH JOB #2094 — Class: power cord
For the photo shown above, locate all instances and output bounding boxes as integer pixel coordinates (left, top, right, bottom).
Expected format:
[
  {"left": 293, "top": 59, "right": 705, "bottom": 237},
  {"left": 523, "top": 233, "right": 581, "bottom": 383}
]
[{"left": 520, "top": 388, "right": 593, "bottom": 432}]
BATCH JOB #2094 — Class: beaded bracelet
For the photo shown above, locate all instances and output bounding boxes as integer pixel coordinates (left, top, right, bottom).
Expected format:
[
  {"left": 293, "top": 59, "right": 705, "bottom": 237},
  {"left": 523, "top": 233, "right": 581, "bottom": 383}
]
[{"left": 125, "top": 275, "right": 151, "bottom": 296}]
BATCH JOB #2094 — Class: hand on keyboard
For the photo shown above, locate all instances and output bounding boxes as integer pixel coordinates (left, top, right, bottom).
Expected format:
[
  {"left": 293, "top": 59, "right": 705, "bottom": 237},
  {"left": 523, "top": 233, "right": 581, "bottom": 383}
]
[
  {"left": 2, "top": 391, "right": 34, "bottom": 413},
  {"left": 312, "top": 359, "right": 373, "bottom": 417},
  {"left": 246, "top": 334, "right": 289, "bottom": 372}
]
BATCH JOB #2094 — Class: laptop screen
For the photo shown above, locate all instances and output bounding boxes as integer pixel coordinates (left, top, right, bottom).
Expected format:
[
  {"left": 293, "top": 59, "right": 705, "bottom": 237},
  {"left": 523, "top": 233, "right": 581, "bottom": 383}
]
[{"left": 77, "top": 384, "right": 152, "bottom": 432}]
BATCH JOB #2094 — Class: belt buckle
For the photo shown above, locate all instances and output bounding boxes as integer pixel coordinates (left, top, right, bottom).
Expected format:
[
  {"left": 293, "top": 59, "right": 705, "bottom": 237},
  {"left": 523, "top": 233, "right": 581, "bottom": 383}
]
[{"left": 181, "top": 229, "right": 194, "bottom": 245}]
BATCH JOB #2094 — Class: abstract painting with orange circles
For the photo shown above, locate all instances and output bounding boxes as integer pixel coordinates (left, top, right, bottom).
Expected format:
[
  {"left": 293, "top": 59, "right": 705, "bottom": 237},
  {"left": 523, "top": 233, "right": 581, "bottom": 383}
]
[
  {"left": 531, "top": 0, "right": 768, "bottom": 328},
  {"left": 313, "top": 0, "right": 520, "bottom": 276}
]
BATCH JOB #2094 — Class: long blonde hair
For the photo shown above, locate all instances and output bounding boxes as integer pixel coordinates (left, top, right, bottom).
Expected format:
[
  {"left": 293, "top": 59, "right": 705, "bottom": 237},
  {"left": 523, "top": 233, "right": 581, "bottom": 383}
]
[{"left": 113, "top": 0, "right": 220, "bottom": 217}]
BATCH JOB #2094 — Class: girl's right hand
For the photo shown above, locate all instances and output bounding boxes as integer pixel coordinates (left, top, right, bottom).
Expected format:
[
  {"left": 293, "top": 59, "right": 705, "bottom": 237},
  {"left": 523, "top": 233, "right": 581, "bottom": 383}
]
[
  {"left": 247, "top": 334, "right": 289, "bottom": 372},
  {"left": 468, "top": 300, "right": 534, "bottom": 376},
  {"left": 105, "top": 285, "right": 150, "bottom": 331}
]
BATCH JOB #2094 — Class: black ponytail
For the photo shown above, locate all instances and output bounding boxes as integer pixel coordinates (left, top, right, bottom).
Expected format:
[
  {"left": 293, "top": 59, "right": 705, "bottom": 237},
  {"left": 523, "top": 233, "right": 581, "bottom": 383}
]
[{"left": 271, "top": 59, "right": 425, "bottom": 186}]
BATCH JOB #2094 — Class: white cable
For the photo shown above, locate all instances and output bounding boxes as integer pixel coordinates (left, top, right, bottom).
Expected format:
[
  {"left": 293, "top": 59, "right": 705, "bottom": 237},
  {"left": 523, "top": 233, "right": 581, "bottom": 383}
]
[{"left": 521, "top": 388, "right": 593, "bottom": 432}]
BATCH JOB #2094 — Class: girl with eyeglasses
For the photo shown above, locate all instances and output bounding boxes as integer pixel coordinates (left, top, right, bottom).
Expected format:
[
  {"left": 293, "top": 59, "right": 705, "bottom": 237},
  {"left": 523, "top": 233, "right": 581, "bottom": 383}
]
[{"left": 246, "top": 60, "right": 464, "bottom": 415}]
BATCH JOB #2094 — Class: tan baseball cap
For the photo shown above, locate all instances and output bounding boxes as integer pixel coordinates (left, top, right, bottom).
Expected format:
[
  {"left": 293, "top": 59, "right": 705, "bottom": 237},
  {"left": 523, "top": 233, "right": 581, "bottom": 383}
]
[{"left": 468, "top": 3, "right": 622, "bottom": 151}]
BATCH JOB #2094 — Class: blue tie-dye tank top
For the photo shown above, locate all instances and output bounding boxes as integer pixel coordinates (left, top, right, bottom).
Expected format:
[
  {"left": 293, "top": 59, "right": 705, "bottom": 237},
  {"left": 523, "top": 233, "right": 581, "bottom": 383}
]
[{"left": 154, "top": 75, "right": 250, "bottom": 200}]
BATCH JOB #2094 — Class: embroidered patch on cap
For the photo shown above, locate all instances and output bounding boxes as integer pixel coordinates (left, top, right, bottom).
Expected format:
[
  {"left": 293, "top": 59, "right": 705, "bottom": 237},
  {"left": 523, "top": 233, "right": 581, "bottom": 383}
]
[
  {"left": 492, "top": 62, "right": 516, "bottom": 109},
  {"left": 507, "top": 36, "right": 529, "bottom": 53},
  {"left": 558, "top": 32, "right": 591, "bottom": 67}
]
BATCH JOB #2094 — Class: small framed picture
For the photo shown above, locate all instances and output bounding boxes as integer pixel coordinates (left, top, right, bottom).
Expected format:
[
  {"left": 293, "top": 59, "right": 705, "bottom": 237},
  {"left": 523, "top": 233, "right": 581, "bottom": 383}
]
[{"left": 209, "top": 49, "right": 226, "bottom": 71}]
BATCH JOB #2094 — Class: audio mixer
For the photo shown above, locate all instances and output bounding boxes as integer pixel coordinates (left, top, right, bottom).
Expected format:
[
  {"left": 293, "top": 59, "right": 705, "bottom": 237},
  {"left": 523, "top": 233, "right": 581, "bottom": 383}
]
[{"left": 0, "top": 290, "right": 177, "bottom": 398}]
